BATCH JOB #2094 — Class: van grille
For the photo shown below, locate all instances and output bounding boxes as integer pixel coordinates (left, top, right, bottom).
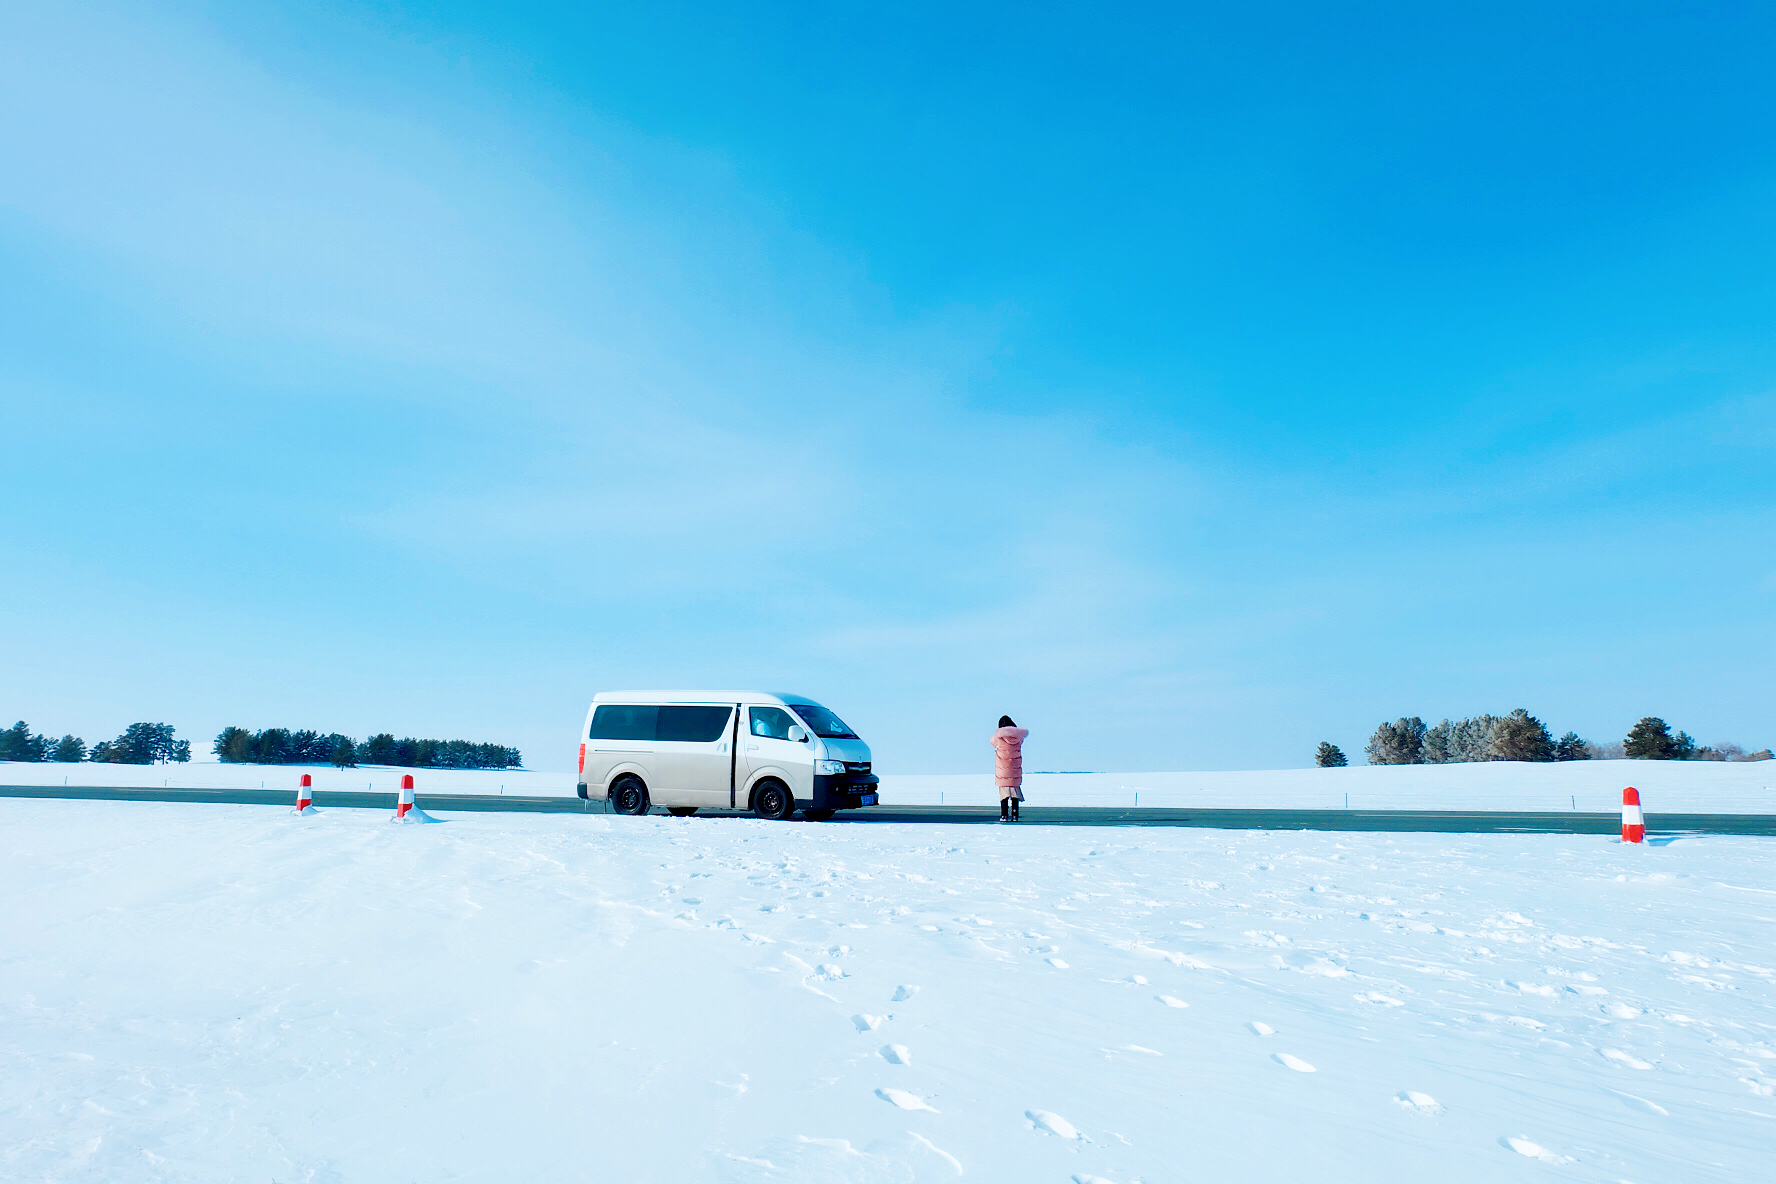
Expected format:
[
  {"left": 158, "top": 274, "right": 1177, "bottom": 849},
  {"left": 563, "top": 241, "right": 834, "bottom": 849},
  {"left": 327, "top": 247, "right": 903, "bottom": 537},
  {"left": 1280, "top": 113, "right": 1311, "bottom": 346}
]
[{"left": 844, "top": 761, "right": 871, "bottom": 774}]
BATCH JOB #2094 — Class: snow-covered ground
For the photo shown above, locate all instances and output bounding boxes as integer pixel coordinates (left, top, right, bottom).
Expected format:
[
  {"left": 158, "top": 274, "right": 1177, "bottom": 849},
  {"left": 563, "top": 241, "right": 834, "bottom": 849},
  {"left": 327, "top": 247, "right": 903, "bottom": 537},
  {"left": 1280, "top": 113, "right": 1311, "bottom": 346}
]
[
  {"left": 3, "top": 798, "right": 1772, "bottom": 1182},
  {"left": 6, "top": 756, "right": 1774, "bottom": 813}
]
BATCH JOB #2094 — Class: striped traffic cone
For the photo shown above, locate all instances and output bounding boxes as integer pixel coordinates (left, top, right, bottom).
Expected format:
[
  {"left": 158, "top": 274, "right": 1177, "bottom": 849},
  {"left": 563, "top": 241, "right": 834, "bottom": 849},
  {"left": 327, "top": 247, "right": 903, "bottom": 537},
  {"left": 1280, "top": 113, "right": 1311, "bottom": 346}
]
[
  {"left": 395, "top": 774, "right": 414, "bottom": 821},
  {"left": 294, "top": 773, "right": 316, "bottom": 815},
  {"left": 1621, "top": 787, "right": 1645, "bottom": 844}
]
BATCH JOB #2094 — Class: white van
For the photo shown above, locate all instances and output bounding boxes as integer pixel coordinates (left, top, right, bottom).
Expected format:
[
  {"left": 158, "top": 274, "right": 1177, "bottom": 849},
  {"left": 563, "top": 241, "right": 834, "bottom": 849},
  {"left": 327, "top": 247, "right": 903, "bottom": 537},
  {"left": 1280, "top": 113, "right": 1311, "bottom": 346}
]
[{"left": 576, "top": 691, "right": 879, "bottom": 820}]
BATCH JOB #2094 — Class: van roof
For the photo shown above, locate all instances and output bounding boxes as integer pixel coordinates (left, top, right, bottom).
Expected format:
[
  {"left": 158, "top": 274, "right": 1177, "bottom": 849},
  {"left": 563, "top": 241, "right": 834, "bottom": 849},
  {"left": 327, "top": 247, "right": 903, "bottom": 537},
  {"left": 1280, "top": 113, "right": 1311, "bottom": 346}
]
[{"left": 589, "top": 690, "right": 821, "bottom": 707}]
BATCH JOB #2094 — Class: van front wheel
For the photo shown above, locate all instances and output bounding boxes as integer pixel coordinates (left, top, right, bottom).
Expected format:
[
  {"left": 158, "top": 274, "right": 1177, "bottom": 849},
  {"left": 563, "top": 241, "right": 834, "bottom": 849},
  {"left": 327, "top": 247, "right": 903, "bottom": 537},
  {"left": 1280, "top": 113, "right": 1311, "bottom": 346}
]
[
  {"left": 753, "top": 782, "right": 794, "bottom": 821},
  {"left": 666, "top": 807, "right": 698, "bottom": 817},
  {"left": 611, "top": 776, "right": 650, "bottom": 816}
]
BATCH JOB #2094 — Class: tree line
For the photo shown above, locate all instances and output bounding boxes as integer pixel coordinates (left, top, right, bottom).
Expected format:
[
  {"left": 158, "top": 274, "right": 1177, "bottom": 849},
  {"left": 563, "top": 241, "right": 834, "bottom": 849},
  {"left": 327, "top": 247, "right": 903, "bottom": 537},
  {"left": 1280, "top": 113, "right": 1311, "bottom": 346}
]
[
  {"left": 1, "top": 721, "right": 189, "bottom": 764},
  {"left": 2, "top": 718, "right": 521, "bottom": 770},
  {"left": 214, "top": 727, "right": 522, "bottom": 770},
  {"left": 1314, "top": 712, "right": 1771, "bottom": 767}
]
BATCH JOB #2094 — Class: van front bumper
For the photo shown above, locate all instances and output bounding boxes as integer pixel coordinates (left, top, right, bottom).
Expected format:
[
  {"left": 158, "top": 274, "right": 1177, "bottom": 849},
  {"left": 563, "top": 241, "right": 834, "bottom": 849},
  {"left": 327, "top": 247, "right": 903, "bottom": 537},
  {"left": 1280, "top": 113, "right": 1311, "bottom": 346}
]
[{"left": 810, "top": 774, "right": 880, "bottom": 810}]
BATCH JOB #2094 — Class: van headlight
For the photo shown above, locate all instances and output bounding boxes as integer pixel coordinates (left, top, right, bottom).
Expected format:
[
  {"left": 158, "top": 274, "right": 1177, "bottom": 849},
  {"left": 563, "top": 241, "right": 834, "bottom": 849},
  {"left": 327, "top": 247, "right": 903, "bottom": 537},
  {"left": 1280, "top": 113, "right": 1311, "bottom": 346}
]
[{"left": 815, "top": 759, "right": 846, "bottom": 775}]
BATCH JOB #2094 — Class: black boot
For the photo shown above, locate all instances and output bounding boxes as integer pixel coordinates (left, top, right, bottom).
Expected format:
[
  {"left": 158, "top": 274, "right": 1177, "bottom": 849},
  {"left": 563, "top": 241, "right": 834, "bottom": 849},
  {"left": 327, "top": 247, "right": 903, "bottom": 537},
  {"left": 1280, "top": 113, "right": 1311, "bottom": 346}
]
[
  {"left": 1010, "top": 799, "right": 1020, "bottom": 822},
  {"left": 1000, "top": 799, "right": 1010, "bottom": 822}
]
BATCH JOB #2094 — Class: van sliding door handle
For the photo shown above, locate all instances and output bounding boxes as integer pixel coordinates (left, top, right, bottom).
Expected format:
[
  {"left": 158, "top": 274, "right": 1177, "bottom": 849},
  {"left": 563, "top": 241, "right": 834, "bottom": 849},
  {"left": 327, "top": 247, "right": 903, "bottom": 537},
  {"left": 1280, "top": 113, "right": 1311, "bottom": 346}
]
[{"left": 746, "top": 744, "right": 759, "bottom": 751}]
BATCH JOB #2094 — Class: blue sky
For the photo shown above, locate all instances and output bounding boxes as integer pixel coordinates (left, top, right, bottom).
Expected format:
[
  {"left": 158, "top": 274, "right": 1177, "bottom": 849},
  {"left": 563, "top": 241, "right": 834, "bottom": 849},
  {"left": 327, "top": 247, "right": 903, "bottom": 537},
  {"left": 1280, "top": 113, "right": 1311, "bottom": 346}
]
[{"left": 3, "top": 0, "right": 1773, "bottom": 773}]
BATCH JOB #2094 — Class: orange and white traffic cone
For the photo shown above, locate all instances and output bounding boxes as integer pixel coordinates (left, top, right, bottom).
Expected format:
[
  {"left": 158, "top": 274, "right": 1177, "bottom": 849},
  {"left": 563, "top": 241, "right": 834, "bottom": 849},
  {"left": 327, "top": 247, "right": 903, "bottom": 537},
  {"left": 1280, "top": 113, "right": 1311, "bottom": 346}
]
[
  {"left": 294, "top": 773, "right": 315, "bottom": 815},
  {"left": 395, "top": 774, "right": 414, "bottom": 821},
  {"left": 1621, "top": 786, "right": 1645, "bottom": 844}
]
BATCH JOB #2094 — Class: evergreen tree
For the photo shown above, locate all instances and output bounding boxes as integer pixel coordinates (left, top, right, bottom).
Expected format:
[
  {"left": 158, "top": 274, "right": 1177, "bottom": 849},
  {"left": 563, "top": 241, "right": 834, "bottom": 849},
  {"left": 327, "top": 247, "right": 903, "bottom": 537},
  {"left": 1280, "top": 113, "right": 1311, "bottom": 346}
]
[
  {"left": 287, "top": 729, "right": 323, "bottom": 762},
  {"left": 1421, "top": 720, "right": 1453, "bottom": 763},
  {"left": 1315, "top": 741, "right": 1348, "bottom": 767},
  {"left": 90, "top": 736, "right": 135, "bottom": 763},
  {"left": 1452, "top": 715, "right": 1504, "bottom": 761},
  {"left": 1423, "top": 716, "right": 1508, "bottom": 762},
  {"left": 120, "top": 723, "right": 178, "bottom": 763},
  {"left": 51, "top": 734, "right": 87, "bottom": 762},
  {"left": 215, "top": 727, "right": 254, "bottom": 763},
  {"left": 0, "top": 721, "right": 49, "bottom": 761},
  {"left": 1490, "top": 709, "right": 1554, "bottom": 762},
  {"left": 254, "top": 728, "right": 292, "bottom": 764},
  {"left": 93, "top": 723, "right": 179, "bottom": 764},
  {"left": 1365, "top": 717, "right": 1426, "bottom": 764},
  {"left": 359, "top": 733, "right": 397, "bottom": 764},
  {"left": 1552, "top": 732, "right": 1589, "bottom": 761},
  {"left": 170, "top": 738, "right": 190, "bottom": 762},
  {"left": 1625, "top": 717, "right": 1678, "bottom": 760},
  {"left": 330, "top": 735, "right": 358, "bottom": 768}
]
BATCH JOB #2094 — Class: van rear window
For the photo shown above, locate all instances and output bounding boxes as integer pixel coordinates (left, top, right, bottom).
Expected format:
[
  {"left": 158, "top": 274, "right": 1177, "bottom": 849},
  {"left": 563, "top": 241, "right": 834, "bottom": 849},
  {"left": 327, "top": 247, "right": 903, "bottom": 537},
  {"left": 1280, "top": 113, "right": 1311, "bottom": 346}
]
[
  {"left": 590, "top": 705, "right": 732, "bottom": 743},
  {"left": 658, "top": 706, "right": 732, "bottom": 743}
]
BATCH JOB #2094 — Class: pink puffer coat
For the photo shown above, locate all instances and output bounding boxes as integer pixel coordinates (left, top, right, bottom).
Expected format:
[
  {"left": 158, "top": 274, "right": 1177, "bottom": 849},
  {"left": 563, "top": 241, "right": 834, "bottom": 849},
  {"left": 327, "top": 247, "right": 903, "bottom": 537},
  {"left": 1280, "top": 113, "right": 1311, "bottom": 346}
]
[{"left": 992, "top": 726, "right": 1028, "bottom": 800}]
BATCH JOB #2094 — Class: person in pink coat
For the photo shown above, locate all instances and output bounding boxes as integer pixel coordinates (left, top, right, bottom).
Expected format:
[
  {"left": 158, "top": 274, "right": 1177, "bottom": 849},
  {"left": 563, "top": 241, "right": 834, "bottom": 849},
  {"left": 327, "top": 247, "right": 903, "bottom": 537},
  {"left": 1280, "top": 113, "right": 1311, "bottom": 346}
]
[{"left": 992, "top": 715, "right": 1028, "bottom": 822}]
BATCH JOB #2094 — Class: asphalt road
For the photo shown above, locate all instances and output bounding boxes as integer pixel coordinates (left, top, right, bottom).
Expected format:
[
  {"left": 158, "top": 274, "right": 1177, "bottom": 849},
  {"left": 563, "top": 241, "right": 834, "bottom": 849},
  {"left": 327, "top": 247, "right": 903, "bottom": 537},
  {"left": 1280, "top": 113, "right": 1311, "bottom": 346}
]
[{"left": 4, "top": 785, "right": 1774, "bottom": 834}]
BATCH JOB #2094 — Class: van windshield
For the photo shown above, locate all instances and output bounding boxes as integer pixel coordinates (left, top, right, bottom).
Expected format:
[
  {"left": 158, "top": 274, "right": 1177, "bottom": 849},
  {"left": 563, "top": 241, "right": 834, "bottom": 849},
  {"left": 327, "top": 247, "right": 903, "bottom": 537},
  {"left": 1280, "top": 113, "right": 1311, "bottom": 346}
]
[{"left": 788, "top": 704, "right": 858, "bottom": 739}]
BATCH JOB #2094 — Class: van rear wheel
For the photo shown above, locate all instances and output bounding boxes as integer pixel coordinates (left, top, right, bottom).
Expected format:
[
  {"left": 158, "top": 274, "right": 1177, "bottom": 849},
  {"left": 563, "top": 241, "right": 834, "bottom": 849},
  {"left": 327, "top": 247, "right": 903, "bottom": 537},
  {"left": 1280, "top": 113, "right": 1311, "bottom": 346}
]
[
  {"left": 666, "top": 806, "right": 698, "bottom": 817},
  {"left": 611, "top": 776, "right": 650, "bottom": 816},
  {"left": 753, "top": 782, "right": 795, "bottom": 821}
]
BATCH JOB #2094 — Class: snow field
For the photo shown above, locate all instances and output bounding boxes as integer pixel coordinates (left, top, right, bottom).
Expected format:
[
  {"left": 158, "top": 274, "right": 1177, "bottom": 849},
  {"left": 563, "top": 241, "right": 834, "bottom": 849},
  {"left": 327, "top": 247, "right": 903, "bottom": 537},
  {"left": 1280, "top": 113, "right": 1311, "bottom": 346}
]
[
  {"left": 2, "top": 799, "right": 1773, "bottom": 1182},
  {"left": 7, "top": 756, "right": 1773, "bottom": 813}
]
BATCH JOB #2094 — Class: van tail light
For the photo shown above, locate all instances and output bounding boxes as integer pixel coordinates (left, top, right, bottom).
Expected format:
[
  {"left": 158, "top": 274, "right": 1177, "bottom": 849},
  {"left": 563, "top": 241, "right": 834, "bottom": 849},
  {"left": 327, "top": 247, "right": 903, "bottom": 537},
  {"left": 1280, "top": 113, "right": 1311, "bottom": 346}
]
[{"left": 578, "top": 742, "right": 586, "bottom": 776}]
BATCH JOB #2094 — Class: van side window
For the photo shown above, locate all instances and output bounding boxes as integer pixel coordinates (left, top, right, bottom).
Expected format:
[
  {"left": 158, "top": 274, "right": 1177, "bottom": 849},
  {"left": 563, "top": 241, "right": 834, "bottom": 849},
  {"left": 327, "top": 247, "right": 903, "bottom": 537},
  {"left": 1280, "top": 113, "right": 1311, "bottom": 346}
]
[
  {"left": 591, "top": 704, "right": 731, "bottom": 743},
  {"left": 657, "top": 706, "right": 732, "bottom": 743},
  {"left": 589, "top": 705, "right": 657, "bottom": 741},
  {"left": 749, "top": 707, "right": 797, "bottom": 740}
]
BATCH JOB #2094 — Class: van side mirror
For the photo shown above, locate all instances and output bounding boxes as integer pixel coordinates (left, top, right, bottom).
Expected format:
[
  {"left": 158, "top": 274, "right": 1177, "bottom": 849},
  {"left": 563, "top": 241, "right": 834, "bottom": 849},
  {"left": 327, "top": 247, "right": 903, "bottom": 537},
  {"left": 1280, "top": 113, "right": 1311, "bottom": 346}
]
[{"left": 787, "top": 725, "right": 809, "bottom": 743}]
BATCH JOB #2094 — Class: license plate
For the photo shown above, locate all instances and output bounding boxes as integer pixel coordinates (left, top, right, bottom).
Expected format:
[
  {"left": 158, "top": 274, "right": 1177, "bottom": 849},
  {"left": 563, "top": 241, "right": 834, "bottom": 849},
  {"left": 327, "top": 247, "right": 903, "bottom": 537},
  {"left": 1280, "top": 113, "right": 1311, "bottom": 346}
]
[{"left": 860, "top": 793, "right": 878, "bottom": 806}]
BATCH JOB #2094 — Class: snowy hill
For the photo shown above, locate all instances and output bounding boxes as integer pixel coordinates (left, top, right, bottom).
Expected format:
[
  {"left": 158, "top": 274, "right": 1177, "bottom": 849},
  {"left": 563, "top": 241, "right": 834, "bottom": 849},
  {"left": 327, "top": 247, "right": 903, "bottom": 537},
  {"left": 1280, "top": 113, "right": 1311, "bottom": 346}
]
[{"left": 3, "top": 797, "right": 1770, "bottom": 1181}]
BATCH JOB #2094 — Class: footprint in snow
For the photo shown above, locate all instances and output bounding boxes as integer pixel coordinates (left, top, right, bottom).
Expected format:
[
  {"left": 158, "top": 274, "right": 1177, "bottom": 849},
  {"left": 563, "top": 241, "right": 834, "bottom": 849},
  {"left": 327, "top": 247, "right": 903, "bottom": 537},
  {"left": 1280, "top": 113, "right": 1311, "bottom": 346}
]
[
  {"left": 892, "top": 985, "right": 920, "bottom": 1002},
  {"left": 1604, "top": 1003, "right": 1642, "bottom": 1019},
  {"left": 1026, "top": 1110, "right": 1084, "bottom": 1140},
  {"left": 877, "top": 1087, "right": 937, "bottom": 1112},
  {"left": 1273, "top": 1053, "right": 1316, "bottom": 1072},
  {"left": 1500, "top": 1136, "right": 1572, "bottom": 1164},
  {"left": 1249, "top": 1021, "right": 1275, "bottom": 1036},
  {"left": 1047, "top": 957, "right": 1071, "bottom": 968},
  {"left": 1156, "top": 995, "right": 1189, "bottom": 1009},
  {"left": 881, "top": 1044, "right": 912, "bottom": 1065},
  {"left": 852, "top": 1014, "right": 885, "bottom": 1032},
  {"left": 1395, "top": 1091, "right": 1441, "bottom": 1113},
  {"left": 1601, "top": 1048, "right": 1653, "bottom": 1070},
  {"left": 1129, "top": 975, "right": 1149, "bottom": 985}
]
